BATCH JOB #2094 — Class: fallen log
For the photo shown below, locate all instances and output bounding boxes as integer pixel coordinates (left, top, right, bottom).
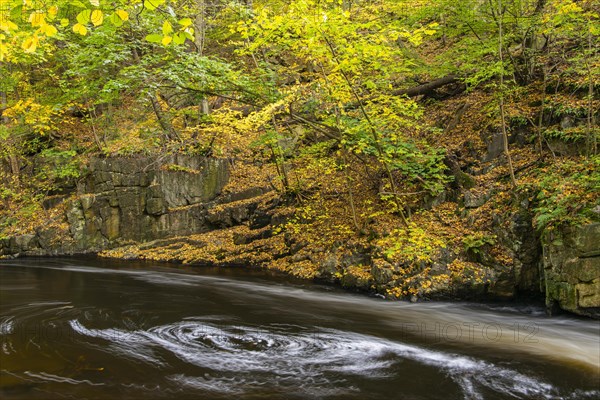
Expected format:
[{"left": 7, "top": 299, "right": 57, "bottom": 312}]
[
  {"left": 392, "top": 74, "right": 459, "bottom": 97},
  {"left": 346, "top": 74, "right": 462, "bottom": 110}
]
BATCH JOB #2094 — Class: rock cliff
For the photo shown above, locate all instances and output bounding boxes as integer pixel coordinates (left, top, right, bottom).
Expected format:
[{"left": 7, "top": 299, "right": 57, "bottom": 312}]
[
  {"left": 543, "top": 224, "right": 600, "bottom": 318},
  {"left": 1, "top": 155, "right": 230, "bottom": 255}
]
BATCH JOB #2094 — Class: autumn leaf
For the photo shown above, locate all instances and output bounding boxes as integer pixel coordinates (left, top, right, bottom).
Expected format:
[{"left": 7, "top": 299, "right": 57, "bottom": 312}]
[
  {"left": 73, "top": 23, "right": 88, "bottom": 36},
  {"left": 144, "top": 0, "right": 165, "bottom": 11},
  {"left": 21, "top": 36, "right": 38, "bottom": 52},
  {"left": 178, "top": 18, "right": 193, "bottom": 27},
  {"left": 162, "top": 21, "right": 173, "bottom": 35},
  {"left": 90, "top": 10, "right": 104, "bottom": 27},
  {"left": 29, "top": 13, "right": 46, "bottom": 28},
  {"left": 0, "top": 19, "right": 18, "bottom": 33},
  {"left": 116, "top": 10, "right": 129, "bottom": 21},
  {"left": 40, "top": 24, "right": 58, "bottom": 37}
]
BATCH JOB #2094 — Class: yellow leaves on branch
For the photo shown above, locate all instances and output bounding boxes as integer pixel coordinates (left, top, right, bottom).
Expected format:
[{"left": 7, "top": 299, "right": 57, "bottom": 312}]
[
  {"left": 73, "top": 23, "right": 88, "bottom": 36},
  {"left": 72, "top": 8, "right": 127, "bottom": 35},
  {"left": 25, "top": 12, "right": 57, "bottom": 50},
  {"left": 0, "top": 0, "right": 176, "bottom": 57},
  {"left": 40, "top": 24, "right": 58, "bottom": 37},
  {"left": 0, "top": 19, "right": 18, "bottom": 33},
  {"left": 0, "top": 0, "right": 163, "bottom": 60},
  {"left": 90, "top": 10, "right": 104, "bottom": 27},
  {"left": 3, "top": 99, "right": 63, "bottom": 136},
  {"left": 29, "top": 12, "right": 47, "bottom": 28},
  {"left": 146, "top": 18, "right": 194, "bottom": 46}
]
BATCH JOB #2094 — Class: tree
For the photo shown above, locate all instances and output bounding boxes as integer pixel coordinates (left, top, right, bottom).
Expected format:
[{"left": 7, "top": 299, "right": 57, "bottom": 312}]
[
  {"left": 235, "top": 0, "right": 450, "bottom": 224},
  {"left": 496, "top": 0, "right": 517, "bottom": 188}
]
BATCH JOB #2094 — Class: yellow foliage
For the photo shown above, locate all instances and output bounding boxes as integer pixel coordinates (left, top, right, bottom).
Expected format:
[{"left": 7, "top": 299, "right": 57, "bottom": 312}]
[
  {"left": 28, "top": 12, "right": 46, "bottom": 28},
  {"left": 3, "top": 99, "right": 63, "bottom": 135},
  {"left": 73, "top": 23, "right": 88, "bottom": 36}
]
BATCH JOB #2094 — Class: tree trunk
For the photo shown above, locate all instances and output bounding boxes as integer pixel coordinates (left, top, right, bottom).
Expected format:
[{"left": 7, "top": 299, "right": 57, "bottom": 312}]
[
  {"left": 498, "top": 0, "right": 517, "bottom": 188},
  {"left": 0, "top": 92, "right": 6, "bottom": 123},
  {"left": 150, "top": 95, "right": 179, "bottom": 140},
  {"left": 8, "top": 155, "right": 19, "bottom": 176},
  {"left": 587, "top": 28, "right": 596, "bottom": 156},
  {"left": 0, "top": 61, "right": 7, "bottom": 123},
  {"left": 195, "top": 0, "right": 210, "bottom": 117}
]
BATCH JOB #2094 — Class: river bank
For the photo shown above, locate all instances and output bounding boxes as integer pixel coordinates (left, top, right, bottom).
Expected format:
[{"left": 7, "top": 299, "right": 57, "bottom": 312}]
[{"left": 1, "top": 155, "right": 598, "bottom": 319}]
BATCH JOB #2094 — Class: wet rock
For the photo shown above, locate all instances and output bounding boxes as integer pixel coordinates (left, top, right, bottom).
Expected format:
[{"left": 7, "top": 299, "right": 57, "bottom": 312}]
[
  {"left": 317, "top": 254, "right": 339, "bottom": 280},
  {"left": 341, "top": 267, "right": 373, "bottom": 290},
  {"left": 487, "top": 274, "right": 516, "bottom": 299},
  {"left": 11, "top": 234, "right": 37, "bottom": 252},
  {"left": 371, "top": 259, "right": 394, "bottom": 285},
  {"left": 543, "top": 223, "right": 600, "bottom": 318},
  {"left": 510, "top": 207, "right": 542, "bottom": 293}
]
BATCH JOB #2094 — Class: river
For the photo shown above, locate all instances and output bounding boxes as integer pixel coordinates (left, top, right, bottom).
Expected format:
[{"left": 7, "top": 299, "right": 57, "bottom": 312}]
[{"left": 0, "top": 257, "right": 598, "bottom": 399}]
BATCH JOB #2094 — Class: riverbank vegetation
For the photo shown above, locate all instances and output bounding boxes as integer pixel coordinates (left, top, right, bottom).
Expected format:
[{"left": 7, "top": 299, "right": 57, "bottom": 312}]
[{"left": 1, "top": 0, "right": 598, "bottom": 299}]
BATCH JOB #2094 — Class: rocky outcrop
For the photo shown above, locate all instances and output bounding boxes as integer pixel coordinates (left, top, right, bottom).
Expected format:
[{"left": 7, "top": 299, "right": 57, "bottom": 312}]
[
  {"left": 543, "top": 223, "right": 600, "bottom": 318},
  {"left": 1, "top": 155, "right": 235, "bottom": 257}
]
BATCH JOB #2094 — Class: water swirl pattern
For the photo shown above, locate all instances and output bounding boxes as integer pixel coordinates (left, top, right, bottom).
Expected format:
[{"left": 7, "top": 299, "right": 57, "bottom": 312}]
[{"left": 1, "top": 258, "right": 598, "bottom": 399}]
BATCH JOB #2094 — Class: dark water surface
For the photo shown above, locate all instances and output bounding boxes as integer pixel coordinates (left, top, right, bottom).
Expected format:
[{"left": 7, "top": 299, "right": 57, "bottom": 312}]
[{"left": 0, "top": 257, "right": 598, "bottom": 399}]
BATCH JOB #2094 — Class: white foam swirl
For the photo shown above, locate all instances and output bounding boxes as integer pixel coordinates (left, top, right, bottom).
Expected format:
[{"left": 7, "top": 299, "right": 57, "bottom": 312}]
[
  {"left": 68, "top": 319, "right": 570, "bottom": 399},
  {"left": 0, "top": 317, "right": 14, "bottom": 335}
]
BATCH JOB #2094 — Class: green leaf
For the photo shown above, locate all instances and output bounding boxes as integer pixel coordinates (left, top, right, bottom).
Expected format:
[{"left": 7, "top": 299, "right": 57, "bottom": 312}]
[
  {"left": 108, "top": 13, "right": 123, "bottom": 27},
  {"left": 69, "top": 1, "right": 88, "bottom": 8},
  {"left": 183, "top": 27, "right": 194, "bottom": 40},
  {"left": 172, "top": 31, "right": 186, "bottom": 45},
  {"left": 145, "top": 33, "right": 163, "bottom": 43},
  {"left": 144, "top": 0, "right": 165, "bottom": 11},
  {"left": 178, "top": 18, "right": 193, "bottom": 27},
  {"left": 10, "top": 5, "right": 23, "bottom": 20},
  {"left": 77, "top": 10, "right": 91, "bottom": 25}
]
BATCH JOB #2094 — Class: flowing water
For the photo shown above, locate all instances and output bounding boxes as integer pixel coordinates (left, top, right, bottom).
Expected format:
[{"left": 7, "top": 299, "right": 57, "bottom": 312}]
[{"left": 0, "top": 257, "right": 598, "bottom": 399}]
